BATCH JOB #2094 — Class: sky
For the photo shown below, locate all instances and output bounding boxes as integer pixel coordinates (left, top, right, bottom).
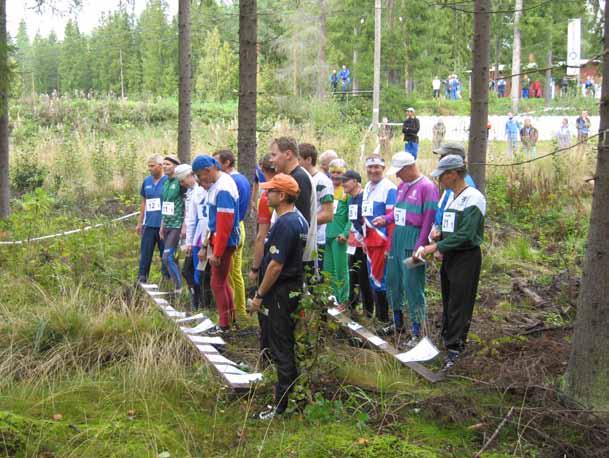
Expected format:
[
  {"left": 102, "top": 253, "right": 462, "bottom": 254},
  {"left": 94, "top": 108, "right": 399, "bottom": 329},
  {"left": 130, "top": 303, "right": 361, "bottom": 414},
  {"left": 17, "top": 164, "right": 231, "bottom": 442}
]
[{"left": 7, "top": 0, "right": 179, "bottom": 40}]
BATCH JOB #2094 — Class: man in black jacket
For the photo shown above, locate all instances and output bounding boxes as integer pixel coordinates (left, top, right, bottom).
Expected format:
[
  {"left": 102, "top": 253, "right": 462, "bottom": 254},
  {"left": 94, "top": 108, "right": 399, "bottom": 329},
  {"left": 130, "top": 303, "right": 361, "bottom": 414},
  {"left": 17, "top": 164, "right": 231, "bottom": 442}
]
[{"left": 402, "top": 107, "right": 420, "bottom": 158}]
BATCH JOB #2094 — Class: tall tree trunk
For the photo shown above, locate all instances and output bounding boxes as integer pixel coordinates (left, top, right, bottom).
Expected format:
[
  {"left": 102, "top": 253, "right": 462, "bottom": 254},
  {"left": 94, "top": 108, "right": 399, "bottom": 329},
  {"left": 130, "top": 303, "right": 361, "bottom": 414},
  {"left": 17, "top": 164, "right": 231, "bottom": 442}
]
[
  {"left": 565, "top": 0, "right": 609, "bottom": 409},
  {"left": 511, "top": 0, "right": 522, "bottom": 113},
  {"left": 0, "top": 0, "right": 9, "bottom": 219},
  {"left": 494, "top": 29, "right": 500, "bottom": 89},
  {"left": 352, "top": 26, "right": 358, "bottom": 92},
  {"left": 545, "top": 49, "right": 552, "bottom": 106},
  {"left": 239, "top": 0, "right": 257, "bottom": 244},
  {"left": 468, "top": 0, "right": 490, "bottom": 194},
  {"left": 178, "top": 0, "right": 192, "bottom": 164},
  {"left": 317, "top": 0, "right": 327, "bottom": 98}
]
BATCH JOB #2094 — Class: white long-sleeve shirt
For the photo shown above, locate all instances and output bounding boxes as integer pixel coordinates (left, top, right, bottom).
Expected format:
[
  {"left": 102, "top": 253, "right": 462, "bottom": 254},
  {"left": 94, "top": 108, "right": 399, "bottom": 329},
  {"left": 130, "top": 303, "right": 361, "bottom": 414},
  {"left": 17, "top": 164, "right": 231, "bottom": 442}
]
[{"left": 185, "top": 185, "right": 208, "bottom": 247}]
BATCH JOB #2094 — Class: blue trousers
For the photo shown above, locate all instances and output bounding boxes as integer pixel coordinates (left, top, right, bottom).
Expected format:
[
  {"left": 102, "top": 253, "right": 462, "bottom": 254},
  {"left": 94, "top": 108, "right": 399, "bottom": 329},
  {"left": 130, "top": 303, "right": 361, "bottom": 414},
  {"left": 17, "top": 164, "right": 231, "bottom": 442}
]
[
  {"left": 138, "top": 226, "right": 168, "bottom": 281},
  {"left": 404, "top": 141, "right": 419, "bottom": 158}
]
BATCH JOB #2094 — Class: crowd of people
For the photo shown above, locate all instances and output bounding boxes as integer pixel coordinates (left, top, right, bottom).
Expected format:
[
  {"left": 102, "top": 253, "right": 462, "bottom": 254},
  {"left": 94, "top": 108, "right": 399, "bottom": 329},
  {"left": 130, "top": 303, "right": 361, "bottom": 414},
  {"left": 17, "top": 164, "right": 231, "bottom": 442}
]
[
  {"left": 136, "top": 137, "right": 486, "bottom": 420},
  {"left": 329, "top": 65, "right": 352, "bottom": 92}
]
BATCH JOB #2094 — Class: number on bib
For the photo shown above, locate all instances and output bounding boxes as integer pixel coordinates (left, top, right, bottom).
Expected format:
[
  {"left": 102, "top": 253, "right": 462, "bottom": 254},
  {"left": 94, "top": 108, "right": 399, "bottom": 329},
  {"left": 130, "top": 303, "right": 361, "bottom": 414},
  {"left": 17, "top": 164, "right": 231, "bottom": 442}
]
[
  {"left": 394, "top": 208, "right": 406, "bottom": 226},
  {"left": 442, "top": 212, "right": 456, "bottom": 233},
  {"left": 162, "top": 201, "right": 175, "bottom": 216},
  {"left": 348, "top": 204, "right": 358, "bottom": 220},
  {"left": 362, "top": 201, "right": 373, "bottom": 217},
  {"left": 146, "top": 198, "right": 161, "bottom": 212},
  {"left": 346, "top": 244, "right": 356, "bottom": 255}
]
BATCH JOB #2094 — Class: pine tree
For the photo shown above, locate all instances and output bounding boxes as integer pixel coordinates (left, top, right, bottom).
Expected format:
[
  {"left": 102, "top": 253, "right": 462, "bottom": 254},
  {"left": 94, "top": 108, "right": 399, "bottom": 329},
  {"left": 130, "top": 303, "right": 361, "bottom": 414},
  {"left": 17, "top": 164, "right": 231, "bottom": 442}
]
[{"left": 195, "top": 28, "right": 238, "bottom": 101}]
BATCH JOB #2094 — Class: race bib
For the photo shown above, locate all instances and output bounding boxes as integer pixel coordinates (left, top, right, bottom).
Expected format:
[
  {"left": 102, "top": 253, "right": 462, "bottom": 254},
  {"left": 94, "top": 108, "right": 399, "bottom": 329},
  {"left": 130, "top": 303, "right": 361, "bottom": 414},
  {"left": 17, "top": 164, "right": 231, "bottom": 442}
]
[
  {"left": 362, "top": 201, "right": 373, "bottom": 217},
  {"left": 348, "top": 204, "right": 358, "bottom": 220},
  {"left": 333, "top": 200, "right": 338, "bottom": 214},
  {"left": 162, "top": 201, "right": 175, "bottom": 216},
  {"left": 442, "top": 212, "right": 456, "bottom": 233},
  {"left": 394, "top": 208, "right": 406, "bottom": 226},
  {"left": 346, "top": 244, "right": 356, "bottom": 255},
  {"left": 146, "top": 198, "right": 161, "bottom": 212}
]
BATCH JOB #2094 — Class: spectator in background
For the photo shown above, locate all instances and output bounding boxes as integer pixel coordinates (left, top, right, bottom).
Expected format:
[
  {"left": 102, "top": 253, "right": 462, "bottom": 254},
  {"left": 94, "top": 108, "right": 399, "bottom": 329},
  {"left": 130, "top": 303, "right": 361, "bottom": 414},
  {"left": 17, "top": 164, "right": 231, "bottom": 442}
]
[
  {"left": 576, "top": 110, "right": 591, "bottom": 154},
  {"left": 521, "top": 75, "right": 530, "bottom": 98},
  {"left": 339, "top": 65, "right": 351, "bottom": 92},
  {"left": 319, "top": 150, "right": 338, "bottom": 176},
  {"left": 560, "top": 76, "right": 569, "bottom": 97},
  {"left": 585, "top": 76, "right": 595, "bottom": 98},
  {"left": 378, "top": 117, "right": 393, "bottom": 155},
  {"left": 505, "top": 112, "right": 520, "bottom": 158},
  {"left": 402, "top": 107, "right": 420, "bottom": 158},
  {"left": 530, "top": 79, "right": 542, "bottom": 98},
  {"left": 497, "top": 77, "right": 506, "bottom": 98},
  {"left": 556, "top": 117, "right": 572, "bottom": 150},
  {"left": 329, "top": 69, "right": 338, "bottom": 92},
  {"left": 432, "top": 118, "right": 446, "bottom": 151},
  {"left": 432, "top": 76, "right": 441, "bottom": 99},
  {"left": 520, "top": 118, "right": 539, "bottom": 158}
]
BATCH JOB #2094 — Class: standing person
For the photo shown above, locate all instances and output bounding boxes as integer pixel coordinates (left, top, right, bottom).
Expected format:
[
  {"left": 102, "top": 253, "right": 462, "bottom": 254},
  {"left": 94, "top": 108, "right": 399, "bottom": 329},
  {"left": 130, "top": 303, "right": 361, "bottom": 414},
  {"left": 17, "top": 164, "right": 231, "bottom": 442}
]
[
  {"left": 329, "top": 69, "right": 338, "bottom": 92},
  {"left": 339, "top": 64, "right": 351, "bottom": 92},
  {"left": 432, "top": 118, "right": 446, "bottom": 151},
  {"left": 342, "top": 170, "right": 374, "bottom": 317},
  {"left": 382, "top": 153, "right": 438, "bottom": 347},
  {"left": 560, "top": 76, "right": 569, "bottom": 97},
  {"left": 584, "top": 76, "right": 595, "bottom": 98},
  {"left": 402, "top": 107, "right": 420, "bottom": 158},
  {"left": 421, "top": 155, "right": 486, "bottom": 371},
  {"left": 270, "top": 137, "right": 317, "bottom": 266},
  {"left": 160, "top": 155, "right": 185, "bottom": 295},
  {"left": 432, "top": 76, "right": 441, "bottom": 99},
  {"left": 521, "top": 75, "right": 530, "bottom": 98},
  {"left": 520, "top": 118, "right": 539, "bottom": 158},
  {"left": 363, "top": 156, "right": 397, "bottom": 325},
  {"left": 556, "top": 117, "right": 572, "bottom": 150},
  {"left": 299, "top": 143, "right": 334, "bottom": 267},
  {"left": 504, "top": 112, "right": 520, "bottom": 158},
  {"left": 191, "top": 155, "right": 240, "bottom": 334},
  {"left": 323, "top": 159, "right": 351, "bottom": 306},
  {"left": 576, "top": 110, "right": 591, "bottom": 144},
  {"left": 136, "top": 154, "right": 168, "bottom": 283},
  {"left": 213, "top": 150, "right": 251, "bottom": 320},
  {"left": 378, "top": 117, "right": 393, "bottom": 155},
  {"left": 249, "top": 174, "right": 308, "bottom": 420},
  {"left": 249, "top": 154, "right": 277, "bottom": 284},
  {"left": 191, "top": 170, "right": 214, "bottom": 310},
  {"left": 319, "top": 150, "right": 338, "bottom": 176},
  {"left": 497, "top": 77, "right": 506, "bottom": 98},
  {"left": 176, "top": 164, "right": 207, "bottom": 310}
]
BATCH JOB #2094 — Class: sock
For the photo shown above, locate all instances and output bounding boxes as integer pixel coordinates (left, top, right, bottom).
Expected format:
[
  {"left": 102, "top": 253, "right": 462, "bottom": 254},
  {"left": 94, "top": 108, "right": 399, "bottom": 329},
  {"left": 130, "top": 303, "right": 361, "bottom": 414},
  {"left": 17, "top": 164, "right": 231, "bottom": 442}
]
[{"left": 412, "top": 322, "right": 420, "bottom": 337}]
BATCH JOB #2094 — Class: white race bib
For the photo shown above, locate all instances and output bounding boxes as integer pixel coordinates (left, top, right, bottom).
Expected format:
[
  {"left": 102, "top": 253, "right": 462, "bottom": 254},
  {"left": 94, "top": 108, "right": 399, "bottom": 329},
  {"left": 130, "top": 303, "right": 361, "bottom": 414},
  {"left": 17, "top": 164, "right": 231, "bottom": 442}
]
[
  {"left": 348, "top": 204, "right": 358, "bottom": 220},
  {"left": 362, "top": 201, "right": 373, "bottom": 217},
  {"left": 146, "top": 198, "right": 161, "bottom": 212},
  {"left": 333, "top": 200, "right": 338, "bottom": 214},
  {"left": 346, "top": 244, "right": 356, "bottom": 255},
  {"left": 442, "top": 212, "right": 456, "bottom": 233},
  {"left": 394, "top": 208, "right": 406, "bottom": 226},
  {"left": 162, "top": 201, "right": 175, "bottom": 216}
]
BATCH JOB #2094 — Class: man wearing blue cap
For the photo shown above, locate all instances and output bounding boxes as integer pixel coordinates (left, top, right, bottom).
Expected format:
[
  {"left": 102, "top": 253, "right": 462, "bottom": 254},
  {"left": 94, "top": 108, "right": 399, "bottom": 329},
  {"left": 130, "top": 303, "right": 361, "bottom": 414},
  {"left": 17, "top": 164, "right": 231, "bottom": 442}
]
[{"left": 420, "top": 154, "right": 486, "bottom": 370}]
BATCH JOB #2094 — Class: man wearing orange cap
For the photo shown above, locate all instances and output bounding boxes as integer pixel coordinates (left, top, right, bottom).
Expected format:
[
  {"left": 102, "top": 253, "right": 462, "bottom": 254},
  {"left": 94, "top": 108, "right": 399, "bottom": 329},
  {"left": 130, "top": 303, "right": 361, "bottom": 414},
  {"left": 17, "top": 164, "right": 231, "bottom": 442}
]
[{"left": 249, "top": 173, "right": 309, "bottom": 420}]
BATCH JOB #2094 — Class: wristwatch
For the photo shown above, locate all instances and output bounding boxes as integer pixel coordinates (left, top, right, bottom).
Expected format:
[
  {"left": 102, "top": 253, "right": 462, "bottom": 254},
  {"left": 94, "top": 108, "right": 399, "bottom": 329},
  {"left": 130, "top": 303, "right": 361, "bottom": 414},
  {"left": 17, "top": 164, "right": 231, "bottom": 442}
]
[{"left": 254, "top": 290, "right": 264, "bottom": 300}]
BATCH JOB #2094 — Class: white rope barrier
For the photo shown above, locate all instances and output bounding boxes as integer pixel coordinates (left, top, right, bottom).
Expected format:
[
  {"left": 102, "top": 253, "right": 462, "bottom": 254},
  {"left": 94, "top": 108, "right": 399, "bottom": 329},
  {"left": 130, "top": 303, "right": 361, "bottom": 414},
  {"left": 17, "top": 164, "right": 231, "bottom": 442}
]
[{"left": 0, "top": 211, "right": 139, "bottom": 246}]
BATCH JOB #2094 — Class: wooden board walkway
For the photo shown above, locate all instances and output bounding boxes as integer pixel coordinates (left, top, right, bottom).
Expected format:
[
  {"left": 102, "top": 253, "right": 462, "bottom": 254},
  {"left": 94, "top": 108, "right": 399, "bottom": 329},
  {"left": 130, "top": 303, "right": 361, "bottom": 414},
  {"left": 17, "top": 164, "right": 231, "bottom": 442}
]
[
  {"left": 327, "top": 306, "right": 445, "bottom": 383},
  {"left": 140, "top": 283, "right": 262, "bottom": 391}
]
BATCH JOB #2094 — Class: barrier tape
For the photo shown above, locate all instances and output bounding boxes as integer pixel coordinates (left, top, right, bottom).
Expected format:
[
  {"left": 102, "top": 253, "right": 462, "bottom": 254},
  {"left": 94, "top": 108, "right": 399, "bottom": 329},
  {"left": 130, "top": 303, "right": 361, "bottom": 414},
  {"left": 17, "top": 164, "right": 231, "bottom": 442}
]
[{"left": 0, "top": 211, "right": 139, "bottom": 246}]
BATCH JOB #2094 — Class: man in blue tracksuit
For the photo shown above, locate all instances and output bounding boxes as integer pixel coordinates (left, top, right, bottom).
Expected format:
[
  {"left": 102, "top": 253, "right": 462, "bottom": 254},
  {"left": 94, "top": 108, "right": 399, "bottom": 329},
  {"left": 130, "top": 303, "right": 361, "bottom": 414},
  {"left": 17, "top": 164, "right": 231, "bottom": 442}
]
[
  {"left": 505, "top": 113, "right": 520, "bottom": 158},
  {"left": 136, "top": 154, "right": 169, "bottom": 283}
]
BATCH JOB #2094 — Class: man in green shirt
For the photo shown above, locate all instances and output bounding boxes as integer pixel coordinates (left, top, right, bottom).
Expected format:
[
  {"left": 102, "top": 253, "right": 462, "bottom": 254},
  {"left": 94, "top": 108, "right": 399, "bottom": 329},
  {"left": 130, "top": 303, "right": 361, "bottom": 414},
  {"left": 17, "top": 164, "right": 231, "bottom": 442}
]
[
  {"left": 420, "top": 155, "right": 486, "bottom": 370},
  {"left": 160, "top": 155, "right": 185, "bottom": 294}
]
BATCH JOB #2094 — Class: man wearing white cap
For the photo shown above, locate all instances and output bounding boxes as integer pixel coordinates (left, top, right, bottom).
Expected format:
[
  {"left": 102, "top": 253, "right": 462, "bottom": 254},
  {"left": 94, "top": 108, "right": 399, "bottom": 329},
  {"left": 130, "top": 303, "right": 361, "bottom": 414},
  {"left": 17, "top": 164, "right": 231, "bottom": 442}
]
[
  {"left": 420, "top": 154, "right": 486, "bottom": 370},
  {"left": 380, "top": 153, "right": 438, "bottom": 347},
  {"left": 363, "top": 155, "right": 397, "bottom": 325},
  {"left": 402, "top": 108, "right": 420, "bottom": 158}
]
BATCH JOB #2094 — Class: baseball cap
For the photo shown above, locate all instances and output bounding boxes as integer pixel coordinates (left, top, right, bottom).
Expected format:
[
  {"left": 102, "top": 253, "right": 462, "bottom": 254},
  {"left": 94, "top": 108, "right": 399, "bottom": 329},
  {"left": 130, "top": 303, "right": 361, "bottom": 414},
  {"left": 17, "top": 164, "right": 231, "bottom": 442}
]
[
  {"left": 164, "top": 155, "right": 180, "bottom": 165},
  {"left": 365, "top": 156, "right": 385, "bottom": 167},
  {"left": 388, "top": 152, "right": 416, "bottom": 174},
  {"left": 192, "top": 155, "right": 221, "bottom": 172},
  {"left": 431, "top": 154, "right": 465, "bottom": 178},
  {"left": 340, "top": 170, "right": 362, "bottom": 183},
  {"left": 406, "top": 107, "right": 415, "bottom": 112},
  {"left": 175, "top": 164, "right": 192, "bottom": 180},
  {"left": 432, "top": 142, "right": 466, "bottom": 158},
  {"left": 259, "top": 173, "right": 300, "bottom": 197}
]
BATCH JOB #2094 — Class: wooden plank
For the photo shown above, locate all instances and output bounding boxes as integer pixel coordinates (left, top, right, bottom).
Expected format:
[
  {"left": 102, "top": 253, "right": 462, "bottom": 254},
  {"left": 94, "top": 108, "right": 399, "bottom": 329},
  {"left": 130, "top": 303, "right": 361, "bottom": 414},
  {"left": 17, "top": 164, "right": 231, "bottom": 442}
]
[
  {"left": 327, "top": 307, "right": 445, "bottom": 383},
  {"left": 140, "top": 284, "right": 261, "bottom": 391}
]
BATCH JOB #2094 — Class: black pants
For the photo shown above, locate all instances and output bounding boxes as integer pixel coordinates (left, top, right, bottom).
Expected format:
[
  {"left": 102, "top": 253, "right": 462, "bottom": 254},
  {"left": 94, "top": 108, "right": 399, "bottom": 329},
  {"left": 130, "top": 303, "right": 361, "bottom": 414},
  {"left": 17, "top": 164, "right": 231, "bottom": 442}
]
[
  {"left": 260, "top": 279, "right": 301, "bottom": 413},
  {"left": 348, "top": 247, "right": 374, "bottom": 317},
  {"left": 373, "top": 290, "right": 389, "bottom": 323},
  {"left": 440, "top": 247, "right": 482, "bottom": 352}
]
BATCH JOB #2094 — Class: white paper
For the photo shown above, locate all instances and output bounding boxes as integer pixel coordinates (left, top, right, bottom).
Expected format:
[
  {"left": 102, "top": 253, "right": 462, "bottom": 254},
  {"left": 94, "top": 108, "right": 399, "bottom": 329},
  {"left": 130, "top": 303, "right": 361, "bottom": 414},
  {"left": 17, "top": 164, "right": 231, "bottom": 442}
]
[
  {"left": 347, "top": 321, "right": 363, "bottom": 331},
  {"left": 139, "top": 283, "right": 158, "bottom": 289},
  {"left": 180, "top": 319, "right": 215, "bottom": 334},
  {"left": 395, "top": 337, "right": 439, "bottom": 363},
  {"left": 394, "top": 208, "right": 407, "bottom": 226},
  {"left": 206, "top": 353, "right": 238, "bottom": 365},
  {"left": 149, "top": 290, "right": 170, "bottom": 296},
  {"left": 367, "top": 335, "right": 386, "bottom": 346},
  {"left": 442, "top": 212, "right": 455, "bottom": 233},
  {"left": 165, "top": 310, "right": 186, "bottom": 318},
  {"left": 146, "top": 198, "right": 161, "bottom": 212},
  {"left": 327, "top": 307, "right": 341, "bottom": 317},
  {"left": 213, "top": 364, "right": 247, "bottom": 375},
  {"left": 160, "top": 305, "right": 175, "bottom": 312},
  {"left": 193, "top": 343, "right": 218, "bottom": 353},
  {"left": 162, "top": 201, "right": 175, "bottom": 216},
  {"left": 155, "top": 298, "right": 169, "bottom": 306},
  {"left": 192, "top": 336, "right": 225, "bottom": 345},
  {"left": 176, "top": 313, "right": 207, "bottom": 324},
  {"left": 348, "top": 204, "right": 358, "bottom": 220},
  {"left": 188, "top": 334, "right": 220, "bottom": 345},
  {"left": 224, "top": 373, "right": 263, "bottom": 384}
]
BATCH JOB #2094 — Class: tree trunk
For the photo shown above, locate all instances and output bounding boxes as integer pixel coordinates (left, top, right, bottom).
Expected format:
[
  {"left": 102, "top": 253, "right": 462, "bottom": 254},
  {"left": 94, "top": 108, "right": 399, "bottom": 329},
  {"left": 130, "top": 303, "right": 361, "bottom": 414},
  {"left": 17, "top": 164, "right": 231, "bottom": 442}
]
[
  {"left": 177, "top": 0, "right": 192, "bottom": 164},
  {"left": 468, "top": 0, "right": 490, "bottom": 194},
  {"left": 238, "top": 0, "right": 257, "bottom": 244},
  {"left": 565, "top": 0, "right": 609, "bottom": 410},
  {"left": 494, "top": 29, "right": 500, "bottom": 89},
  {"left": 511, "top": 0, "right": 522, "bottom": 113},
  {"left": 317, "top": 0, "right": 327, "bottom": 98},
  {"left": 372, "top": 0, "right": 381, "bottom": 127},
  {"left": 0, "top": 0, "right": 9, "bottom": 219},
  {"left": 545, "top": 49, "right": 552, "bottom": 106},
  {"left": 352, "top": 26, "right": 358, "bottom": 92}
]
